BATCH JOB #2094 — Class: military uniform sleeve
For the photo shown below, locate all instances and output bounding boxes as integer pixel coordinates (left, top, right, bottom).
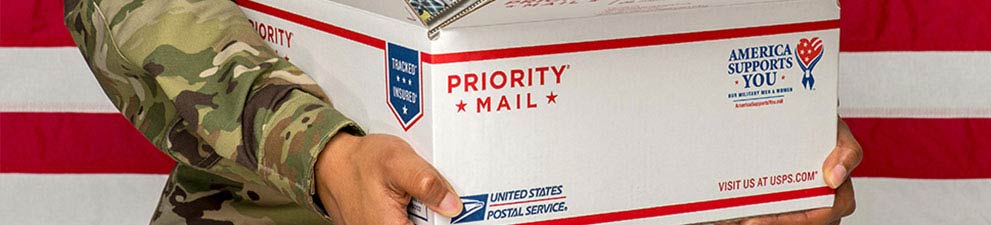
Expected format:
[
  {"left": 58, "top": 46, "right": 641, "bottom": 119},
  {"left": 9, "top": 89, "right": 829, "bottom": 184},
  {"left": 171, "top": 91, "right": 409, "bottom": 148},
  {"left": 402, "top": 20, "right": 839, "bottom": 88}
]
[{"left": 63, "top": 0, "right": 361, "bottom": 218}]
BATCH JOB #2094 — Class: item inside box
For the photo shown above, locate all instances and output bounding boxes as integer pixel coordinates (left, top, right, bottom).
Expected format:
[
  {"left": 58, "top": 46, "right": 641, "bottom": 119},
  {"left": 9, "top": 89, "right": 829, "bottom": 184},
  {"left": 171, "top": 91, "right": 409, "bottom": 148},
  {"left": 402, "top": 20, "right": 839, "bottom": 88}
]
[{"left": 409, "top": 0, "right": 460, "bottom": 21}]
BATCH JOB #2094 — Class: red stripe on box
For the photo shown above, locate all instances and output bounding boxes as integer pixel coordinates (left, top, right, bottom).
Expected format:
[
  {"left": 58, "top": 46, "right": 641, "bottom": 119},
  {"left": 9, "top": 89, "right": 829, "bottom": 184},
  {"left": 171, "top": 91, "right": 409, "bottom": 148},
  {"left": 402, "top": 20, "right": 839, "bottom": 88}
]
[
  {"left": 0, "top": 112, "right": 174, "bottom": 174},
  {"left": 0, "top": 1, "right": 76, "bottom": 47},
  {"left": 521, "top": 187, "right": 834, "bottom": 225},
  {"left": 840, "top": 1, "right": 991, "bottom": 51},
  {"left": 235, "top": 0, "right": 387, "bottom": 50},
  {"left": 425, "top": 20, "right": 839, "bottom": 64},
  {"left": 236, "top": 1, "right": 837, "bottom": 64},
  {"left": 846, "top": 118, "right": 991, "bottom": 179}
]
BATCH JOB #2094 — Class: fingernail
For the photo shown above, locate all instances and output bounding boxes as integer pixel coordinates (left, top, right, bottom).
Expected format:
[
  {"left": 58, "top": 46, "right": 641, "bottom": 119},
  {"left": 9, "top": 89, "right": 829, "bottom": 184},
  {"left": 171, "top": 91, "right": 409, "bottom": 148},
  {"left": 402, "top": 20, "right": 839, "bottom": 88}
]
[
  {"left": 438, "top": 192, "right": 462, "bottom": 217},
  {"left": 829, "top": 164, "right": 848, "bottom": 189}
]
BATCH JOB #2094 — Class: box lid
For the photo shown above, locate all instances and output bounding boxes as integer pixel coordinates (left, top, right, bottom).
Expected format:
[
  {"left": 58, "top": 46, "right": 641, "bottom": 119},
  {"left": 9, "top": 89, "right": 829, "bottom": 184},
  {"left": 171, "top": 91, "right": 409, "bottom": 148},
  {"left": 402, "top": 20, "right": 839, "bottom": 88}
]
[{"left": 326, "top": 0, "right": 833, "bottom": 39}]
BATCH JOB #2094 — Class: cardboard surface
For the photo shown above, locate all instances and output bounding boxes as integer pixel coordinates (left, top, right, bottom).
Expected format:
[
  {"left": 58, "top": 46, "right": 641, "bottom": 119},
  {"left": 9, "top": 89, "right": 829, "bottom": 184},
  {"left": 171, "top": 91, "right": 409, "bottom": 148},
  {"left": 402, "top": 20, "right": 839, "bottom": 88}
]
[{"left": 237, "top": 0, "right": 839, "bottom": 224}]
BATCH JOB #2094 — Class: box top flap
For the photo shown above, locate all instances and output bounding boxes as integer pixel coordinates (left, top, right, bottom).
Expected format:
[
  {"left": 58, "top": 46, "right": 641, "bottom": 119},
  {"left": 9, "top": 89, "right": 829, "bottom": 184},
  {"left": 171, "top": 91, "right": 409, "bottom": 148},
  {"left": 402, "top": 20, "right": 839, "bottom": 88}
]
[
  {"left": 321, "top": 0, "right": 490, "bottom": 27},
  {"left": 451, "top": 0, "right": 826, "bottom": 29},
  {"left": 323, "top": 0, "right": 833, "bottom": 39},
  {"left": 319, "top": 0, "right": 426, "bottom": 27}
]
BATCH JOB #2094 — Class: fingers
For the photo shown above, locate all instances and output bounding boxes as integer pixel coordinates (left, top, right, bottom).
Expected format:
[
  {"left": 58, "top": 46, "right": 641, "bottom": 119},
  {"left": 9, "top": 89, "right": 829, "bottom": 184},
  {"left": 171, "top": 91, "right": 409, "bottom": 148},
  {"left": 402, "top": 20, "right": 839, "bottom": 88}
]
[
  {"left": 383, "top": 142, "right": 463, "bottom": 218},
  {"left": 742, "top": 208, "right": 831, "bottom": 225},
  {"left": 714, "top": 220, "right": 742, "bottom": 225},
  {"left": 823, "top": 118, "right": 863, "bottom": 189},
  {"left": 832, "top": 177, "right": 857, "bottom": 219},
  {"left": 740, "top": 177, "right": 856, "bottom": 225}
]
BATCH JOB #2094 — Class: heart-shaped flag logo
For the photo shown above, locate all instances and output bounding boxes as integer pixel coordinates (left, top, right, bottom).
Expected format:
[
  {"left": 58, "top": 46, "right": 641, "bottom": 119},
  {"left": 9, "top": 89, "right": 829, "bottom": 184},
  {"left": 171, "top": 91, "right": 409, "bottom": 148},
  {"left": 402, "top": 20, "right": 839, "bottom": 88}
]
[
  {"left": 795, "top": 37, "right": 824, "bottom": 90},
  {"left": 796, "top": 37, "right": 823, "bottom": 68}
]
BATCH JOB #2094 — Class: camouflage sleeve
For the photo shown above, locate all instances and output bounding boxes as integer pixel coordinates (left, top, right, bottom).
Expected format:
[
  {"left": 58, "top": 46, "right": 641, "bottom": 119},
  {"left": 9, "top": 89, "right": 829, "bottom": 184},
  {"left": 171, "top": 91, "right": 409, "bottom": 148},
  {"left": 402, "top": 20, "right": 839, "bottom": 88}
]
[{"left": 63, "top": 0, "right": 361, "bottom": 219}]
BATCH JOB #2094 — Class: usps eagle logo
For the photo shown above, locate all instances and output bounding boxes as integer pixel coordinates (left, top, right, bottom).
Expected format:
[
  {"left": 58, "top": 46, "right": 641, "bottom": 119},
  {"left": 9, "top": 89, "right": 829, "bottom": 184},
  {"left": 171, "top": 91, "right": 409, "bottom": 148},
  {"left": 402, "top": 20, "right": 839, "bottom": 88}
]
[
  {"left": 795, "top": 37, "right": 823, "bottom": 90},
  {"left": 451, "top": 194, "right": 488, "bottom": 224}
]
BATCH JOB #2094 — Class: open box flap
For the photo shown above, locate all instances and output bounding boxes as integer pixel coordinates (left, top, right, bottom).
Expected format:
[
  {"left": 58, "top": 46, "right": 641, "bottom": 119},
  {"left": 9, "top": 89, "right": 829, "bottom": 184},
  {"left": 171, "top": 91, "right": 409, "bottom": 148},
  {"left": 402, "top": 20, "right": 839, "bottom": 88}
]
[
  {"left": 323, "top": 0, "right": 834, "bottom": 39},
  {"left": 451, "top": 0, "right": 817, "bottom": 29},
  {"left": 319, "top": 0, "right": 427, "bottom": 27}
]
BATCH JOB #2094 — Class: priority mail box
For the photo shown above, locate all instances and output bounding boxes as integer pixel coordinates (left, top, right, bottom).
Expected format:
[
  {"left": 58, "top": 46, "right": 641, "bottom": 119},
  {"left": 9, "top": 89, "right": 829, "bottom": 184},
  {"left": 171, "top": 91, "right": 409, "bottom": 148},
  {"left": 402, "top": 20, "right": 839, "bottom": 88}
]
[{"left": 236, "top": 0, "right": 840, "bottom": 224}]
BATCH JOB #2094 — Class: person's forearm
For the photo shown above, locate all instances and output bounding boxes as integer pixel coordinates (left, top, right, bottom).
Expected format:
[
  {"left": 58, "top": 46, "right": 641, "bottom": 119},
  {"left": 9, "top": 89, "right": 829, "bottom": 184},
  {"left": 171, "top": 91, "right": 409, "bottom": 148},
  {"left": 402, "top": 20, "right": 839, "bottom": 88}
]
[{"left": 63, "top": 0, "right": 361, "bottom": 217}]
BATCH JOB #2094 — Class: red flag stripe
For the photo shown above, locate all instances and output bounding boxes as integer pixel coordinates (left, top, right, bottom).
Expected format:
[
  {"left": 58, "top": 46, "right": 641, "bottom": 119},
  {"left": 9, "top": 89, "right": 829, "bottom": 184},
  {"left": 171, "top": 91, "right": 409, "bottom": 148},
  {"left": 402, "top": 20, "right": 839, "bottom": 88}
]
[
  {"left": 845, "top": 118, "right": 991, "bottom": 179},
  {"left": 840, "top": 1, "right": 991, "bottom": 51},
  {"left": 0, "top": 112, "right": 175, "bottom": 174},
  {"left": 5, "top": 1, "right": 991, "bottom": 51},
  {"left": 0, "top": 1, "right": 76, "bottom": 47}
]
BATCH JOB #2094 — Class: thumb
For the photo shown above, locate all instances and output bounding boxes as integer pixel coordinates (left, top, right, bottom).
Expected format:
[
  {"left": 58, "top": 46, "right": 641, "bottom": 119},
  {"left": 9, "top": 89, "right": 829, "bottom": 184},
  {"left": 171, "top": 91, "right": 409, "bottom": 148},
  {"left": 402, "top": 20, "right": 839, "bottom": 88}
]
[
  {"left": 387, "top": 150, "right": 463, "bottom": 218},
  {"left": 824, "top": 118, "right": 863, "bottom": 189}
]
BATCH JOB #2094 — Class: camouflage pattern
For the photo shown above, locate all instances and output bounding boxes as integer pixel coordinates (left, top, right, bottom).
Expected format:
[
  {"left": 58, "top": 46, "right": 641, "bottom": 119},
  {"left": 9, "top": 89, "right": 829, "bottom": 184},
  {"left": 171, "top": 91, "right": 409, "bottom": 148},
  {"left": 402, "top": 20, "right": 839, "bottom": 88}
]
[{"left": 63, "top": 0, "right": 362, "bottom": 224}]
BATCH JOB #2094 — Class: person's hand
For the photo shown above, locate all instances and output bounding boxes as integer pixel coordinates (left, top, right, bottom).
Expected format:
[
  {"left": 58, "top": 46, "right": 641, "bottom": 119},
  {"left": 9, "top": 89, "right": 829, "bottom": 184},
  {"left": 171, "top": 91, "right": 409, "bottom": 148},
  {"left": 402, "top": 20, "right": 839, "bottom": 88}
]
[
  {"left": 314, "top": 133, "right": 463, "bottom": 225},
  {"left": 724, "top": 118, "right": 863, "bottom": 225}
]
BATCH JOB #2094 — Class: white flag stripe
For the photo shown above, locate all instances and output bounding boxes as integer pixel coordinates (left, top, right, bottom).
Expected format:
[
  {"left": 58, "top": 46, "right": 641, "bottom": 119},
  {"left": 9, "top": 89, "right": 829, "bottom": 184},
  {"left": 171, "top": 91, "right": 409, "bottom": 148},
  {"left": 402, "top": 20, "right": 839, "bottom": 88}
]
[
  {"left": 846, "top": 178, "right": 991, "bottom": 225},
  {"left": 0, "top": 47, "right": 118, "bottom": 113},
  {"left": 838, "top": 52, "right": 991, "bottom": 118},
  {"left": 0, "top": 174, "right": 168, "bottom": 225}
]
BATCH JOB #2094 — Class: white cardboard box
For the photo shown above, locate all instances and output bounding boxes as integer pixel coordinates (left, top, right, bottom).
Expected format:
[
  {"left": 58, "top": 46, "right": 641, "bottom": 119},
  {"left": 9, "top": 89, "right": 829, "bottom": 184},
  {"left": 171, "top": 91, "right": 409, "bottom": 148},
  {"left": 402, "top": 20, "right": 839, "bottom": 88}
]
[{"left": 237, "top": 0, "right": 839, "bottom": 224}]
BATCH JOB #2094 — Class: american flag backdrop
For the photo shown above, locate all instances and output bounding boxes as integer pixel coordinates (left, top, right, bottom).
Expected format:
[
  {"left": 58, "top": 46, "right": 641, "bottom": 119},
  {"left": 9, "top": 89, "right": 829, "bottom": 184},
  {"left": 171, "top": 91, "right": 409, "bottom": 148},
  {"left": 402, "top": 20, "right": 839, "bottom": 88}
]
[{"left": 1, "top": 1, "right": 989, "bottom": 224}]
